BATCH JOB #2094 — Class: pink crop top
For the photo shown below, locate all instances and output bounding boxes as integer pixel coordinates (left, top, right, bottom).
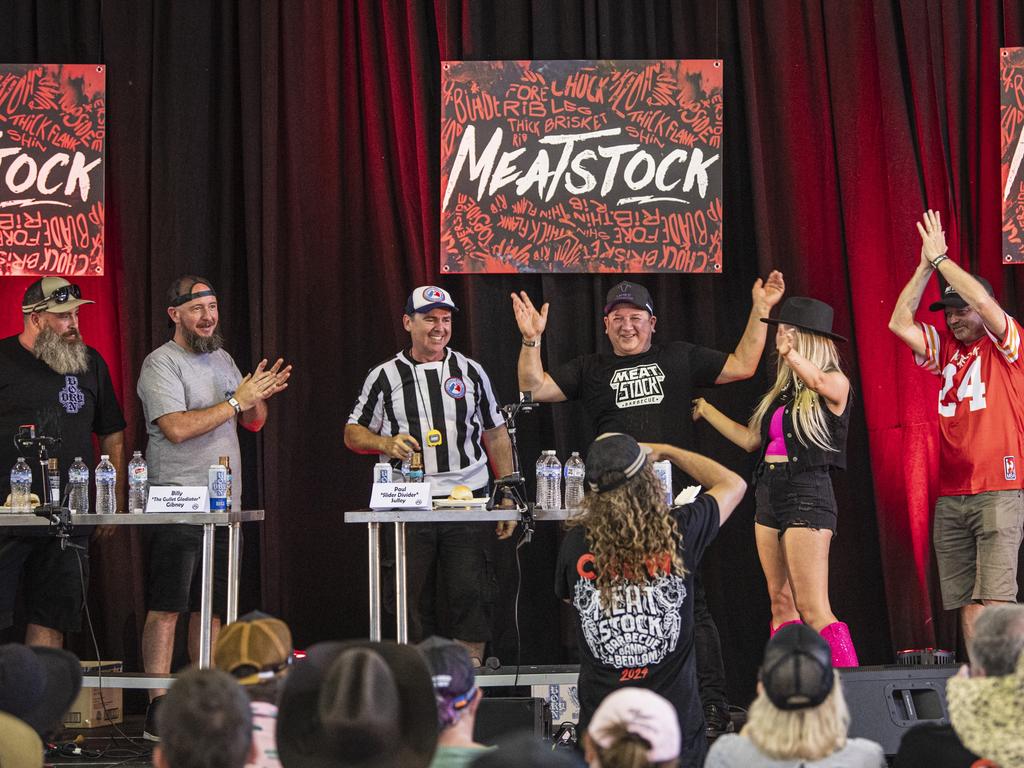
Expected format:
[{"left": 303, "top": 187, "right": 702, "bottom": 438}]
[{"left": 765, "top": 406, "right": 786, "bottom": 458}]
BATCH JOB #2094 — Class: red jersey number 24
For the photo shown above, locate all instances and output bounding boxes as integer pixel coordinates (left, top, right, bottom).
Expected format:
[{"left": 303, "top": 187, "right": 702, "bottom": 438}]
[{"left": 939, "top": 357, "right": 987, "bottom": 417}]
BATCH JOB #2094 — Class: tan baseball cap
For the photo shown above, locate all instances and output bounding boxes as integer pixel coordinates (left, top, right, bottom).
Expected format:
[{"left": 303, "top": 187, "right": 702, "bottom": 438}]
[
  {"left": 214, "top": 612, "right": 293, "bottom": 685},
  {"left": 21, "top": 277, "right": 94, "bottom": 314}
]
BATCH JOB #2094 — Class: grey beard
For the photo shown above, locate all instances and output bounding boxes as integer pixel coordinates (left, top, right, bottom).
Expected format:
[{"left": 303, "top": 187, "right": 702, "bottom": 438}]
[
  {"left": 182, "top": 324, "right": 224, "bottom": 354},
  {"left": 34, "top": 327, "right": 89, "bottom": 374}
]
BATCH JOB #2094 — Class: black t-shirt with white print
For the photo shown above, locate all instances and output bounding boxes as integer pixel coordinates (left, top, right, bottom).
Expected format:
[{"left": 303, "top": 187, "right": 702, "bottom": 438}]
[
  {"left": 554, "top": 494, "right": 720, "bottom": 768},
  {"left": 549, "top": 341, "right": 727, "bottom": 447}
]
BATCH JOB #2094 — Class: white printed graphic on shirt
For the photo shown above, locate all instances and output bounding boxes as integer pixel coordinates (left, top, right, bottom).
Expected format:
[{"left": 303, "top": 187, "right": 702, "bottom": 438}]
[
  {"left": 573, "top": 575, "right": 685, "bottom": 668},
  {"left": 609, "top": 364, "right": 666, "bottom": 408}
]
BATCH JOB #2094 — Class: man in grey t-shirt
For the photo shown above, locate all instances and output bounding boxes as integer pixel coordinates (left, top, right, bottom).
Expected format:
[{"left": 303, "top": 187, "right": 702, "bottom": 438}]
[{"left": 136, "top": 275, "right": 290, "bottom": 742}]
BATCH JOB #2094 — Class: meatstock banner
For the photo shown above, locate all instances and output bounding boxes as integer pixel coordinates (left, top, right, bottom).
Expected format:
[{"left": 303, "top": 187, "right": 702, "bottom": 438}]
[
  {"left": 440, "top": 60, "right": 723, "bottom": 274},
  {"left": 0, "top": 64, "right": 106, "bottom": 276},
  {"left": 1002, "top": 49, "right": 1024, "bottom": 264}
]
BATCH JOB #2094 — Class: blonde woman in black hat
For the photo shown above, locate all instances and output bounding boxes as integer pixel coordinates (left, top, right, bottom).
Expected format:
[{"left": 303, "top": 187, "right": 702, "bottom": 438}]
[
  {"left": 692, "top": 297, "right": 858, "bottom": 667},
  {"left": 704, "top": 624, "right": 884, "bottom": 767}
]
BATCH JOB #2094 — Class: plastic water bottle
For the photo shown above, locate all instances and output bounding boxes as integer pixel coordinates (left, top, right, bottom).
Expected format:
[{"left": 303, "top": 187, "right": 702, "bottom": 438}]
[
  {"left": 95, "top": 454, "right": 116, "bottom": 515},
  {"left": 128, "top": 451, "right": 148, "bottom": 513},
  {"left": 9, "top": 457, "right": 32, "bottom": 513},
  {"left": 564, "top": 452, "right": 585, "bottom": 510},
  {"left": 535, "top": 450, "right": 561, "bottom": 509},
  {"left": 68, "top": 457, "right": 90, "bottom": 514}
]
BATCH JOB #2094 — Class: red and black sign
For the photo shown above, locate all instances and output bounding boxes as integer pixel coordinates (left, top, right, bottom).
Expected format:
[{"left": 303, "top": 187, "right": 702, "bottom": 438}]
[
  {"left": 1001, "top": 48, "right": 1024, "bottom": 264},
  {"left": 440, "top": 60, "right": 723, "bottom": 274},
  {"left": 0, "top": 64, "right": 106, "bottom": 276}
]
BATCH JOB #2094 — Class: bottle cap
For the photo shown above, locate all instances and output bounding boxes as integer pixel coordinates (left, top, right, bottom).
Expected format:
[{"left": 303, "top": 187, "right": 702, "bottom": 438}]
[
  {"left": 75, "top": 456, "right": 82, "bottom": 461},
  {"left": 133, "top": 450, "right": 142, "bottom": 456},
  {"left": 100, "top": 454, "right": 109, "bottom": 460},
  {"left": 16, "top": 456, "right": 24, "bottom": 462}
]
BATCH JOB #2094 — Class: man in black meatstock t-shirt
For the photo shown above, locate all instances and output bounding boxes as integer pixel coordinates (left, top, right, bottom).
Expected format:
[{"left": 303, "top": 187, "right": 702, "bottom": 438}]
[
  {"left": 0, "top": 277, "right": 126, "bottom": 649},
  {"left": 512, "top": 273, "right": 785, "bottom": 735}
]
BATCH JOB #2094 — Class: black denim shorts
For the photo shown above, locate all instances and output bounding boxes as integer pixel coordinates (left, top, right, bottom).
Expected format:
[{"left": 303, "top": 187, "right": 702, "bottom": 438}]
[
  {"left": 754, "top": 464, "right": 837, "bottom": 534},
  {"left": 144, "top": 525, "right": 230, "bottom": 615}
]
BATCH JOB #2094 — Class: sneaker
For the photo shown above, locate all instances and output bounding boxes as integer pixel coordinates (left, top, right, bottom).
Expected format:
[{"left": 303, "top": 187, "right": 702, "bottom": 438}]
[
  {"left": 704, "top": 702, "right": 735, "bottom": 739},
  {"left": 143, "top": 695, "right": 165, "bottom": 742}
]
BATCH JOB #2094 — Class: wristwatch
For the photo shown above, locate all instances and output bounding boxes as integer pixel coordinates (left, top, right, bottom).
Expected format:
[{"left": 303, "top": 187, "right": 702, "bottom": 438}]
[{"left": 227, "top": 396, "right": 242, "bottom": 414}]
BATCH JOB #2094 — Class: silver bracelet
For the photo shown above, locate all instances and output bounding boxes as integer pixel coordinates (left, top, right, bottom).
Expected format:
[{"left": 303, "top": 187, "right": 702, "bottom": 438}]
[{"left": 930, "top": 253, "right": 949, "bottom": 268}]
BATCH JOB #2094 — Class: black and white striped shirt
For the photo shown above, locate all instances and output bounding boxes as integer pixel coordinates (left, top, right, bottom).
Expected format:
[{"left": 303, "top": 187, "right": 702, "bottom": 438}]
[{"left": 347, "top": 348, "right": 505, "bottom": 494}]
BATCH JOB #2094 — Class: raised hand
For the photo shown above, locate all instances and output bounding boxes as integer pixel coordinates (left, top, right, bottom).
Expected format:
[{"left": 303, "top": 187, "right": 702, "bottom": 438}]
[
  {"left": 753, "top": 270, "right": 786, "bottom": 309},
  {"left": 510, "top": 291, "right": 549, "bottom": 341},
  {"left": 776, "top": 327, "right": 796, "bottom": 359},
  {"left": 691, "top": 398, "right": 708, "bottom": 423},
  {"left": 916, "top": 209, "right": 947, "bottom": 263}
]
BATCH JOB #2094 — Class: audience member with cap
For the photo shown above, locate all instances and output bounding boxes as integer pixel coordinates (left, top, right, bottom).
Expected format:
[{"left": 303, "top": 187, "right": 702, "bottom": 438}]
[
  {"left": 0, "top": 277, "right": 126, "bottom": 649},
  {"left": 417, "top": 636, "right": 491, "bottom": 768},
  {"left": 514, "top": 273, "right": 785, "bottom": 737},
  {"left": 0, "top": 642, "right": 82, "bottom": 740},
  {"left": 693, "top": 295, "right": 858, "bottom": 667},
  {"left": 345, "top": 285, "right": 515, "bottom": 665},
  {"left": 214, "top": 611, "right": 294, "bottom": 768},
  {"left": 153, "top": 668, "right": 254, "bottom": 768},
  {"left": 276, "top": 639, "right": 438, "bottom": 768},
  {"left": 890, "top": 210, "right": 1024, "bottom": 646},
  {"left": 895, "top": 603, "right": 1024, "bottom": 767},
  {"left": 705, "top": 624, "right": 884, "bottom": 767},
  {"left": 584, "top": 688, "right": 681, "bottom": 768},
  {"left": 554, "top": 432, "right": 747, "bottom": 768},
  {"left": 137, "top": 275, "right": 291, "bottom": 741}
]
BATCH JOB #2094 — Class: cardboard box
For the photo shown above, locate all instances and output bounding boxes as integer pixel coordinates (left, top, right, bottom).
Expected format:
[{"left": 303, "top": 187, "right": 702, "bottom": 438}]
[{"left": 63, "top": 661, "right": 123, "bottom": 729}]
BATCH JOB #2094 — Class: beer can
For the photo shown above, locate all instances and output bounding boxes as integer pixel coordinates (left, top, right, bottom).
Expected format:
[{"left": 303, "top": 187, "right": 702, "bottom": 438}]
[
  {"left": 374, "top": 462, "right": 393, "bottom": 484},
  {"left": 208, "top": 464, "right": 228, "bottom": 511},
  {"left": 653, "top": 460, "right": 673, "bottom": 506}
]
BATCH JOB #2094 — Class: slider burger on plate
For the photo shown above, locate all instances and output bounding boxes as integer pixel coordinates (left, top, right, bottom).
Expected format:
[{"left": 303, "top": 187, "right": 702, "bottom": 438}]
[{"left": 448, "top": 485, "right": 474, "bottom": 501}]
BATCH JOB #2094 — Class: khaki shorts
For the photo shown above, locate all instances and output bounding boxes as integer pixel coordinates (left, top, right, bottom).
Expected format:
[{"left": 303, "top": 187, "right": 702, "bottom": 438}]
[{"left": 933, "top": 490, "right": 1024, "bottom": 610}]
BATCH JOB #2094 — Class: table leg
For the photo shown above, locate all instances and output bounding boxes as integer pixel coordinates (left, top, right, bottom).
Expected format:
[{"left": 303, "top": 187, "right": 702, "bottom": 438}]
[
  {"left": 227, "top": 522, "right": 241, "bottom": 624},
  {"left": 368, "top": 521, "right": 381, "bottom": 641},
  {"left": 198, "top": 521, "right": 215, "bottom": 668},
  {"left": 395, "top": 521, "right": 407, "bottom": 644}
]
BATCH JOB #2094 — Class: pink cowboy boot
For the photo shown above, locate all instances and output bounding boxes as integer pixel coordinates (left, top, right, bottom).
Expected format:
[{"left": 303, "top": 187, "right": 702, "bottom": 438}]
[{"left": 820, "top": 621, "right": 859, "bottom": 667}]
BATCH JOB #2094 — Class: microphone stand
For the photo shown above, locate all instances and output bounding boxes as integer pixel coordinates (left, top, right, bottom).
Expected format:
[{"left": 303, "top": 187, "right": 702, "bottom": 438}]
[
  {"left": 489, "top": 394, "right": 538, "bottom": 545},
  {"left": 14, "top": 428, "right": 79, "bottom": 550}
]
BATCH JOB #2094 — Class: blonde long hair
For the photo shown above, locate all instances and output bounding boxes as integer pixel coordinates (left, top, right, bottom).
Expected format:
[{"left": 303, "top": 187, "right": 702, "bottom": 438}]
[
  {"left": 742, "top": 671, "right": 850, "bottom": 761},
  {"left": 749, "top": 328, "right": 844, "bottom": 452},
  {"left": 568, "top": 465, "right": 685, "bottom": 605}
]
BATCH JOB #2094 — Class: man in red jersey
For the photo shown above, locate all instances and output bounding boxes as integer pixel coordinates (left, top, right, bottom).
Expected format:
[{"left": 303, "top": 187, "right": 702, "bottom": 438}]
[{"left": 889, "top": 210, "right": 1024, "bottom": 644}]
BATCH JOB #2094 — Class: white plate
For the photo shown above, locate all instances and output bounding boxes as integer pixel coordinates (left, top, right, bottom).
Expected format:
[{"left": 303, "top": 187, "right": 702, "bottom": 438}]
[{"left": 433, "top": 498, "right": 489, "bottom": 509}]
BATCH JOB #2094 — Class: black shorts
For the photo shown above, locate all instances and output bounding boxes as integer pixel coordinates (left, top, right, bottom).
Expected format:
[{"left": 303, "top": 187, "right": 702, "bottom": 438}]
[
  {"left": 754, "top": 464, "right": 837, "bottom": 534},
  {"left": 144, "top": 525, "right": 230, "bottom": 615},
  {"left": 0, "top": 535, "right": 89, "bottom": 632},
  {"left": 385, "top": 521, "right": 498, "bottom": 644}
]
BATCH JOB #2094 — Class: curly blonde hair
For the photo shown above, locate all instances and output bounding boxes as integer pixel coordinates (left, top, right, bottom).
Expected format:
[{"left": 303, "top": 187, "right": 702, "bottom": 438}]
[{"left": 568, "top": 464, "right": 685, "bottom": 606}]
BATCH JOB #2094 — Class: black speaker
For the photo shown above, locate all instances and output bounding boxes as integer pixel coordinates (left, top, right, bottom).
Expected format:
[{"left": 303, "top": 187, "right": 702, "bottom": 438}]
[
  {"left": 839, "top": 664, "right": 958, "bottom": 756},
  {"left": 474, "top": 696, "right": 550, "bottom": 745}
]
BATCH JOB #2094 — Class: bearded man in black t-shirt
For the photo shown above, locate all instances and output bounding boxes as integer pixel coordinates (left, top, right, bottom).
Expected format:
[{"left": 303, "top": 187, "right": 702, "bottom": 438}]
[
  {"left": 0, "top": 278, "right": 126, "bottom": 648},
  {"left": 513, "top": 273, "right": 784, "bottom": 735}
]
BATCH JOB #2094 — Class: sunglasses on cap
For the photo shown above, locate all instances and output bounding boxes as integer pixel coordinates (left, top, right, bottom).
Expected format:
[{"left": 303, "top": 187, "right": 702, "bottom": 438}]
[{"left": 28, "top": 283, "right": 82, "bottom": 312}]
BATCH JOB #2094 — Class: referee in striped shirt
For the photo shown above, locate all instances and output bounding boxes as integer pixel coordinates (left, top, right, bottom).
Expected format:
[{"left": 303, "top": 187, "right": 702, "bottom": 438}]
[{"left": 345, "top": 285, "right": 515, "bottom": 664}]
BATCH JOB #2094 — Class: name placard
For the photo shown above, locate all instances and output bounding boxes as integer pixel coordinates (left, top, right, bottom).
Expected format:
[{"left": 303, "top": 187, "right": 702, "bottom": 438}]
[
  {"left": 146, "top": 486, "right": 209, "bottom": 513},
  {"left": 369, "top": 483, "right": 432, "bottom": 510}
]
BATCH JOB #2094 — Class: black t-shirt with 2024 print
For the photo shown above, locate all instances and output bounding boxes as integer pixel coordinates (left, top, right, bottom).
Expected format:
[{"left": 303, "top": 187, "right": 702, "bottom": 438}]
[{"left": 555, "top": 494, "right": 720, "bottom": 768}]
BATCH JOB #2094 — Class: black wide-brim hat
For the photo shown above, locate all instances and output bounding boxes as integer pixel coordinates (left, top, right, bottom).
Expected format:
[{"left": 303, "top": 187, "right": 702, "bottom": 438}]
[
  {"left": 276, "top": 640, "right": 438, "bottom": 768},
  {"left": 0, "top": 644, "right": 82, "bottom": 737},
  {"left": 760, "top": 296, "right": 846, "bottom": 342}
]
